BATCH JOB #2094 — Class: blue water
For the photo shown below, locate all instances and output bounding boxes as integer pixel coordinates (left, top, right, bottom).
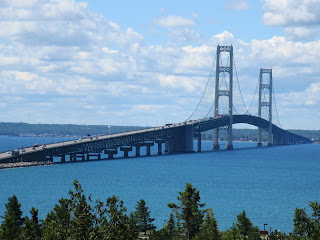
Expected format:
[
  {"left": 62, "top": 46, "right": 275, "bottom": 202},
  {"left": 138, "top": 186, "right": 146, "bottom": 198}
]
[{"left": 0, "top": 135, "right": 319, "bottom": 234}]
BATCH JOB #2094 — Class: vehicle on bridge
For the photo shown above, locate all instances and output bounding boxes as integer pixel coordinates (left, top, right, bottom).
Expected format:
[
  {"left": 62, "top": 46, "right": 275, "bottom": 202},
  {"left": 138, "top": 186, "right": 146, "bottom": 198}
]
[{"left": 11, "top": 149, "right": 19, "bottom": 156}]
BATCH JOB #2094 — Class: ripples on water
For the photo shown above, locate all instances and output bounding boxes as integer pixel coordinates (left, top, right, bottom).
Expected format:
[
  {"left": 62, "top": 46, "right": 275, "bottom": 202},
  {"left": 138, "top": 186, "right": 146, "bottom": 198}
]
[{"left": 0, "top": 135, "right": 319, "bottom": 234}]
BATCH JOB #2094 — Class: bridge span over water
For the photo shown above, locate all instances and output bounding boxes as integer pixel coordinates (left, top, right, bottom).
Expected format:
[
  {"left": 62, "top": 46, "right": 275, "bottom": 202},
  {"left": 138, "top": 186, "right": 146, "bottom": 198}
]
[
  {"left": 0, "top": 45, "right": 312, "bottom": 165},
  {"left": 0, "top": 114, "right": 311, "bottom": 164}
]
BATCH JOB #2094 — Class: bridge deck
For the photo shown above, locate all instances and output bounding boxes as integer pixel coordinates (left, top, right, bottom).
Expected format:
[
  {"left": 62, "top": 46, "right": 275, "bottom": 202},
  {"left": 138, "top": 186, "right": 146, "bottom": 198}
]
[{"left": 0, "top": 115, "right": 311, "bottom": 163}]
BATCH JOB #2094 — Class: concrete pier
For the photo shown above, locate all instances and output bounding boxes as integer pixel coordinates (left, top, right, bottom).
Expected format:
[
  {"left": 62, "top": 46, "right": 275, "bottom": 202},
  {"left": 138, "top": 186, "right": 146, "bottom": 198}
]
[
  {"left": 143, "top": 142, "right": 154, "bottom": 156},
  {"left": 104, "top": 149, "right": 118, "bottom": 159},
  {"left": 164, "top": 125, "right": 194, "bottom": 153},
  {"left": 155, "top": 139, "right": 165, "bottom": 155},
  {"left": 120, "top": 146, "right": 132, "bottom": 158},
  {"left": 134, "top": 143, "right": 143, "bottom": 157},
  {"left": 196, "top": 132, "right": 201, "bottom": 152},
  {"left": 165, "top": 137, "right": 173, "bottom": 153}
]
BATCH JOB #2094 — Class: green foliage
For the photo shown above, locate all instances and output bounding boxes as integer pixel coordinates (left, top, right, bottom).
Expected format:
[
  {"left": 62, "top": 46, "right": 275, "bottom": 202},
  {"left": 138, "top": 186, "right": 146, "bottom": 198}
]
[
  {"left": 0, "top": 195, "right": 24, "bottom": 240},
  {"left": 193, "top": 208, "right": 220, "bottom": 240},
  {"left": 42, "top": 198, "right": 71, "bottom": 239},
  {"left": 68, "top": 180, "right": 95, "bottom": 239},
  {"left": 293, "top": 201, "right": 320, "bottom": 239},
  {"left": 221, "top": 223, "right": 241, "bottom": 240},
  {"left": 133, "top": 199, "right": 156, "bottom": 235},
  {"left": 236, "top": 210, "right": 254, "bottom": 237},
  {"left": 1, "top": 181, "right": 320, "bottom": 240},
  {"left": 20, "top": 207, "right": 42, "bottom": 240},
  {"left": 293, "top": 208, "right": 310, "bottom": 237},
  {"left": 168, "top": 183, "right": 206, "bottom": 240},
  {"left": 42, "top": 180, "right": 137, "bottom": 240},
  {"left": 100, "top": 195, "right": 138, "bottom": 240},
  {"left": 221, "top": 210, "right": 260, "bottom": 240}
]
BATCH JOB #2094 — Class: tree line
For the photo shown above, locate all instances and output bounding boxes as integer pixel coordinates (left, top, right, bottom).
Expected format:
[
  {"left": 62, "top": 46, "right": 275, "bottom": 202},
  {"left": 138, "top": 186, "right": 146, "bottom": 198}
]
[{"left": 0, "top": 180, "right": 319, "bottom": 240}]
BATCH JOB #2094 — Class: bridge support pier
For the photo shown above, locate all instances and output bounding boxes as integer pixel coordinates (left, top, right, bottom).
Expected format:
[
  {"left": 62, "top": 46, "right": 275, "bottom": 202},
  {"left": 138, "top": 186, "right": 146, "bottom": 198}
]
[
  {"left": 213, "top": 128, "right": 220, "bottom": 150},
  {"left": 195, "top": 132, "right": 201, "bottom": 152},
  {"left": 120, "top": 146, "right": 132, "bottom": 158},
  {"left": 134, "top": 143, "right": 143, "bottom": 157},
  {"left": 70, "top": 154, "right": 76, "bottom": 162},
  {"left": 155, "top": 139, "right": 165, "bottom": 155},
  {"left": 143, "top": 142, "right": 154, "bottom": 156},
  {"left": 61, "top": 154, "right": 65, "bottom": 163},
  {"left": 171, "top": 125, "right": 194, "bottom": 153},
  {"left": 104, "top": 149, "right": 118, "bottom": 159},
  {"left": 165, "top": 137, "right": 173, "bottom": 153}
]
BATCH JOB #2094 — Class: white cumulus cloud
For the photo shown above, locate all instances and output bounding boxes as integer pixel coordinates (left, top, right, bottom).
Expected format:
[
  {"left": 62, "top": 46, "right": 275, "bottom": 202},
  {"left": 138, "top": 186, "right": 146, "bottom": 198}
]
[
  {"left": 0, "top": 0, "right": 319, "bottom": 129},
  {"left": 262, "top": 0, "right": 320, "bottom": 40}
]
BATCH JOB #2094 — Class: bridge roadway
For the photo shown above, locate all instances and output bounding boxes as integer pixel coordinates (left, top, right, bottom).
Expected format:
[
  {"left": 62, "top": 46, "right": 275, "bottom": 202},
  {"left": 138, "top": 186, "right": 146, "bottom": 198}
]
[{"left": 0, "top": 115, "right": 312, "bottom": 164}]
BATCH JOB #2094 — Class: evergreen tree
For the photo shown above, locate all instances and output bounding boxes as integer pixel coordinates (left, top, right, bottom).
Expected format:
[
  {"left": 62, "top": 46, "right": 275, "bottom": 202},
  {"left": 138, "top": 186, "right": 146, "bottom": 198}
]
[
  {"left": 68, "top": 180, "right": 95, "bottom": 239},
  {"left": 0, "top": 195, "right": 24, "bottom": 240},
  {"left": 194, "top": 208, "right": 220, "bottom": 240},
  {"left": 293, "top": 200, "right": 320, "bottom": 239},
  {"left": 165, "top": 213, "right": 177, "bottom": 238},
  {"left": 221, "top": 223, "right": 241, "bottom": 240},
  {"left": 235, "top": 210, "right": 260, "bottom": 240},
  {"left": 309, "top": 201, "right": 320, "bottom": 238},
  {"left": 133, "top": 199, "right": 156, "bottom": 235},
  {"left": 168, "top": 183, "right": 206, "bottom": 240},
  {"left": 42, "top": 198, "right": 71, "bottom": 239},
  {"left": 20, "top": 207, "right": 42, "bottom": 240},
  {"left": 293, "top": 207, "right": 310, "bottom": 237},
  {"left": 149, "top": 213, "right": 178, "bottom": 240},
  {"left": 103, "top": 195, "right": 138, "bottom": 240}
]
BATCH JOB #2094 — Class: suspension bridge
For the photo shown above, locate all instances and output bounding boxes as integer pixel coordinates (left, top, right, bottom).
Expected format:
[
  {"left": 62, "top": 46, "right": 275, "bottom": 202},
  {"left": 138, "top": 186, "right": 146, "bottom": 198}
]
[{"left": 0, "top": 45, "right": 312, "bottom": 164}]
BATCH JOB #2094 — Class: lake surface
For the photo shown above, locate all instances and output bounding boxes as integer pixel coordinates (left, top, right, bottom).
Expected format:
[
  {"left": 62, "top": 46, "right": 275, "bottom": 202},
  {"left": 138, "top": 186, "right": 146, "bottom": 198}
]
[{"left": 0, "top": 135, "right": 319, "bottom": 234}]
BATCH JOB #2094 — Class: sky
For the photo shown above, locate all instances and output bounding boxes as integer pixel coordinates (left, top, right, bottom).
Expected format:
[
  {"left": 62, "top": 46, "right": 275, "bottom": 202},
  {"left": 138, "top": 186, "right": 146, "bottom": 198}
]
[{"left": 0, "top": 0, "right": 319, "bottom": 130}]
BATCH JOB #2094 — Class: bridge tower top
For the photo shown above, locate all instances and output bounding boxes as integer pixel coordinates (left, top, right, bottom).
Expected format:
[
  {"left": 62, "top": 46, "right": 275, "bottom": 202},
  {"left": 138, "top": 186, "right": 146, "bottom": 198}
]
[{"left": 213, "top": 45, "right": 233, "bottom": 150}]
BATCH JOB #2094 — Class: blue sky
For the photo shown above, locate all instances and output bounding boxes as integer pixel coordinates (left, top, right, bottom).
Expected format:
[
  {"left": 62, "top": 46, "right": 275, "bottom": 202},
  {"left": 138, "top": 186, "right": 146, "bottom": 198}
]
[{"left": 0, "top": 0, "right": 319, "bottom": 129}]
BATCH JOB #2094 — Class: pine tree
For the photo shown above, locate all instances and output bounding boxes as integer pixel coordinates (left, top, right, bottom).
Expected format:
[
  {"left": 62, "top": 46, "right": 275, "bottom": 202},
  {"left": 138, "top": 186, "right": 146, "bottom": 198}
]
[
  {"left": 20, "top": 207, "right": 42, "bottom": 240},
  {"left": 42, "top": 198, "right": 71, "bottom": 239},
  {"left": 103, "top": 195, "right": 138, "bottom": 240},
  {"left": 68, "top": 180, "right": 95, "bottom": 239},
  {"left": 0, "top": 195, "right": 24, "bottom": 240},
  {"left": 168, "top": 183, "right": 206, "bottom": 240},
  {"left": 293, "top": 200, "right": 320, "bottom": 238},
  {"left": 134, "top": 199, "right": 156, "bottom": 235},
  {"left": 235, "top": 210, "right": 260, "bottom": 239},
  {"left": 165, "top": 213, "right": 177, "bottom": 237},
  {"left": 194, "top": 208, "right": 220, "bottom": 240}
]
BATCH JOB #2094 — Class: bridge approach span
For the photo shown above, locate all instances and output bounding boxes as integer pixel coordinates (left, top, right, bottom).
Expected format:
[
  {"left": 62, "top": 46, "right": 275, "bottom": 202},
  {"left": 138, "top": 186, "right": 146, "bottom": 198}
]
[{"left": 0, "top": 115, "right": 311, "bottom": 164}]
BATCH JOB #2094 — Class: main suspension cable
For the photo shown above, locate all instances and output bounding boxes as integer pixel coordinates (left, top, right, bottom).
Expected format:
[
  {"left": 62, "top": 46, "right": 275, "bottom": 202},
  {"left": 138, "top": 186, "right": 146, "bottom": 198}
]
[
  {"left": 245, "top": 75, "right": 259, "bottom": 115},
  {"left": 273, "top": 84, "right": 283, "bottom": 129},
  {"left": 233, "top": 59, "right": 249, "bottom": 114},
  {"left": 185, "top": 51, "right": 217, "bottom": 121}
]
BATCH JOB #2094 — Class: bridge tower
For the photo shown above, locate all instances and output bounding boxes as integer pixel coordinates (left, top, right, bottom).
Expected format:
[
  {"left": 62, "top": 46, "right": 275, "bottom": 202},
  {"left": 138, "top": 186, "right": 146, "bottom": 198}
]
[
  {"left": 257, "top": 68, "right": 273, "bottom": 147},
  {"left": 213, "top": 45, "right": 233, "bottom": 150}
]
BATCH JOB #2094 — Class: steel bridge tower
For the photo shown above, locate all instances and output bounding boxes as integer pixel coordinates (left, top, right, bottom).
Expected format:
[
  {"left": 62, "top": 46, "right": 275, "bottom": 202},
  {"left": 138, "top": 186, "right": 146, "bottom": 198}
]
[
  {"left": 213, "top": 45, "right": 233, "bottom": 150},
  {"left": 257, "top": 68, "right": 273, "bottom": 147}
]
